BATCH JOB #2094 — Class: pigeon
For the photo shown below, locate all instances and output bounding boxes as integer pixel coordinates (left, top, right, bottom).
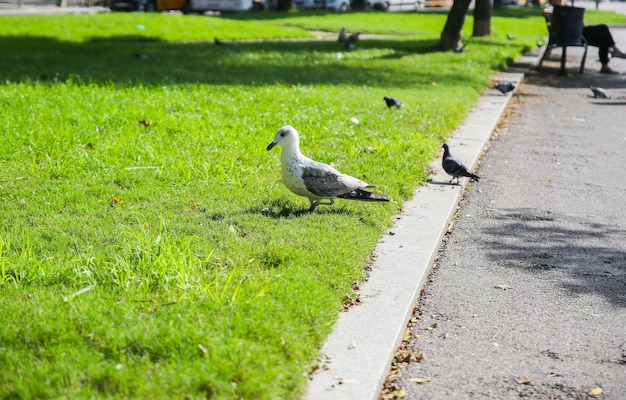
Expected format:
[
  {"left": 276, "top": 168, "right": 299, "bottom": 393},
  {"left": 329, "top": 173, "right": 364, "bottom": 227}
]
[
  {"left": 441, "top": 143, "right": 480, "bottom": 184},
  {"left": 507, "top": 34, "right": 515, "bottom": 40},
  {"left": 383, "top": 96, "right": 404, "bottom": 109},
  {"left": 214, "top": 37, "right": 225, "bottom": 46},
  {"left": 493, "top": 80, "right": 516, "bottom": 95},
  {"left": 338, "top": 27, "right": 348, "bottom": 43},
  {"left": 345, "top": 41, "right": 356, "bottom": 51},
  {"left": 266, "top": 125, "right": 390, "bottom": 212},
  {"left": 133, "top": 52, "right": 150, "bottom": 60},
  {"left": 589, "top": 86, "right": 608, "bottom": 99},
  {"left": 347, "top": 32, "right": 360, "bottom": 43}
]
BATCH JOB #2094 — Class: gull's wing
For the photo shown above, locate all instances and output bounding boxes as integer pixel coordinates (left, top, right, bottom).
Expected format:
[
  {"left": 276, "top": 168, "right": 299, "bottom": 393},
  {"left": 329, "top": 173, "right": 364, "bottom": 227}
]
[{"left": 300, "top": 159, "right": 368, "bottom": 198}]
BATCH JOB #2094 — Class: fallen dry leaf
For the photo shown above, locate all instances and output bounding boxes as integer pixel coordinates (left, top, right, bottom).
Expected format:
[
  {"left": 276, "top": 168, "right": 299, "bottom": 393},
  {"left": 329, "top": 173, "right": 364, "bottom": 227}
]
[
  {"left": 392, "top": 389, "right": 407, "bottom": 398},
  {"left": 519, "top": 379, "right": 532, "bottom": 385},
  {"left": 112, "top": 196, "right": 124, "bottom": 204},
  {"left": 494, "top": 284, "right": 512, "bottom": 290},
  {"left": 408, "top": 378, "right": 431, "bottom": 384},
  {"left": 590, "top": 387, "right": 603, "bottom": 396}
]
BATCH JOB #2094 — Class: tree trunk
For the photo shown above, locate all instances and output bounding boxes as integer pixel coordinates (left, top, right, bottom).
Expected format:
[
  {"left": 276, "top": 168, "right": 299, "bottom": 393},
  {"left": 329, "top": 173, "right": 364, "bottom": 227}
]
[
  {"left": 436, "top": 0, "right": 473, "bottom": 51},
  {"left": 473, "top": 0, "right": 492, "bottom": 37}
]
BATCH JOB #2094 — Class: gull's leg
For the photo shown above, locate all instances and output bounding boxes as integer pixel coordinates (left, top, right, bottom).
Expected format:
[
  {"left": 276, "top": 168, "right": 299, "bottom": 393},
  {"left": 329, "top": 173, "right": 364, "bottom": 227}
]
[{"left": 307, "top": 199, "right": 334, "bottom": 212}]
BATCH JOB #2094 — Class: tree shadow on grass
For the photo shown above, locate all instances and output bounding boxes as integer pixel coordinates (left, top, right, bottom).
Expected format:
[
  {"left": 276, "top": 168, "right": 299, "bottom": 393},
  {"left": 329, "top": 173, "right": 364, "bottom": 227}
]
[
  {"left": 0, "top": 34, "right": 505, "bottom": 88},
  {"left": 483, "top": 207, "right": 626, "bottom": 307}
]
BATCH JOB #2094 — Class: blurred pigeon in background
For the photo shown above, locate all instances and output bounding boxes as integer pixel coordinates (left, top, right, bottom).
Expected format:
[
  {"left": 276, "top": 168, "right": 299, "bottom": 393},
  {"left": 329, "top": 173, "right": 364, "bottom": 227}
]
[
  {"left": 589, "top": 86, "right": 608, "bottom": 99},
  {"left": 133, "top": 52, "right": 150, "bottom": 60},
  {"left": 384, "top": 96, "right": 404, "bottom": 109},
  {"left": 441, "top": 143, "right": 480, "bottom": 184},
  {"left": 493, "top": 80, "right": 516, "bottom": 95},
  {"left": 267, "top": 125, "right": 390, "bottom": 211},
  {"left": 338, "top": 27, "right": 348, "bottom": 42},
  {"left": 347, "top": 32, "right": 360, "bottom": 43}
]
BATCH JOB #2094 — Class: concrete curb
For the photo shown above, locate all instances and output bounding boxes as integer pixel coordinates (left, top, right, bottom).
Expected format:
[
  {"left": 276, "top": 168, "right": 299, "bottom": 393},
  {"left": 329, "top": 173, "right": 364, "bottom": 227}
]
[{"left": 304, "top": 49, "right": 544, "bottom": 400}]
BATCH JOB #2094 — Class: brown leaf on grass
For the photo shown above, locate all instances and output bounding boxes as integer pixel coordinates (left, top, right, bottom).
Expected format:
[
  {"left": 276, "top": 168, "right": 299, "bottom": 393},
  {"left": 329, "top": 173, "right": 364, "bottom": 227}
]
[
  {"left": 112, "top": 196, "right": 124, "bottom": 204},
  {"left": 138, "top": 120, "right": 152, "bottom": 127},
  {"left": 78, "top": 142, "right": 95, "bottom": 150}
]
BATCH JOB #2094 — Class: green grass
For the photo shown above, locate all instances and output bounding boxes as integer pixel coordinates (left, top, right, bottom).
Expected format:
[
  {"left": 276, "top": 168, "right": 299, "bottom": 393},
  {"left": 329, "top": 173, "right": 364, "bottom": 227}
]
[{"left": 1, "top": 8, "right": 625, "bottom": 400}]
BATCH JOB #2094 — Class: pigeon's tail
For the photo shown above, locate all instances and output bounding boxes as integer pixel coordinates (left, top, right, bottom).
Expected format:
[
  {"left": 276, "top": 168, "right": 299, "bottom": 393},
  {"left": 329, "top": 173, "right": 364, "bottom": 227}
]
[
  {"left": 338, "top": 189, "right": 390, "bottom": 202},
  {"left": 465, "top": 172, "right": 480, "bottom": 181}
]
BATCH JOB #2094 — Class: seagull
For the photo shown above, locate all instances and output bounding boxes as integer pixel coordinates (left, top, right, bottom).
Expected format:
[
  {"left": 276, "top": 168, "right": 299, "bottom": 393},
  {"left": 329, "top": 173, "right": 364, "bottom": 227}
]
[
  {"left": 441, "top": 144, "right": 480, "bottom": 184},
  {"left": 266, "top": 125, "right": 390, "bottom": 212},
  {"left": 589, "top": 86, "right": 608, "bottom": 99},
  {"left": 383, "top": 96, "right": 404, "bottom": 109},
  {"left": 338, "top": 27, "right": 348, "bottom": 43},
  {"left": 347, "top": 32, "right": 360, "bottom": 43},
  {"left": 493, "top": 80, "right": 516, "bottom": 95}
]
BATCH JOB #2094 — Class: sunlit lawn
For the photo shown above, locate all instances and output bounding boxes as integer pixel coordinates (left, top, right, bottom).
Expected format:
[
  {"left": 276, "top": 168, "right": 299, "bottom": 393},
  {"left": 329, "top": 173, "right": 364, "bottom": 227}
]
[{"left": 1, "top": 7, "right": 624, "bottom": 399}]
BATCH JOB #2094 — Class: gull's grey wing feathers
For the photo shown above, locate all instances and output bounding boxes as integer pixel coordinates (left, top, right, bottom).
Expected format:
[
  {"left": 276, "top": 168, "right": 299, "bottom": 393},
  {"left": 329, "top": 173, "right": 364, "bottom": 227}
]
[{"left": 300, "top": 160, "right": 366, "bottom": 198}]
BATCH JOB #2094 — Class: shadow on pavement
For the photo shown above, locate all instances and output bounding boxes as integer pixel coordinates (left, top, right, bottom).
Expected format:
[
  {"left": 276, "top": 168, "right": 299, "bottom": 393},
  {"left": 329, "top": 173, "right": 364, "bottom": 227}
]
[{"left": 484, "top": 208, "right": 626, "bottom": 307}]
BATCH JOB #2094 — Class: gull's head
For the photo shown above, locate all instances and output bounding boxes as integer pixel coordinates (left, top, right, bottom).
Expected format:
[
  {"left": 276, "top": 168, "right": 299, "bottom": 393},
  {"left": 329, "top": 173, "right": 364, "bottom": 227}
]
[{"left": 267, "top": 125, "right": 299, "bottom": 151}]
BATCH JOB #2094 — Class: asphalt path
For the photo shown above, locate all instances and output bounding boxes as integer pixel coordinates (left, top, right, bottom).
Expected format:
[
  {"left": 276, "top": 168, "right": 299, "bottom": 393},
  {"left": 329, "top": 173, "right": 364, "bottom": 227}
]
[{"left": 386, "top": 27, "right": 626, "bottom": 400}]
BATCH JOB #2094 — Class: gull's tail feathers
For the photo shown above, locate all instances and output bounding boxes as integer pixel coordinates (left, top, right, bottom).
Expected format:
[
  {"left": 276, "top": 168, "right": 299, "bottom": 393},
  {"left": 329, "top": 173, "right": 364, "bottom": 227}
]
[{"left": 338, "top": 189, "right": 390, "bottom": 202}]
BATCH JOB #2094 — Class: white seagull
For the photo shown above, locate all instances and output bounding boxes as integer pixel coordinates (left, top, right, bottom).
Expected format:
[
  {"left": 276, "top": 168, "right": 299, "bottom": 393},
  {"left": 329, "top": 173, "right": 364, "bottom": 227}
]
[{"left": 266, "top": 125, "right": 390, "bottom": 212}]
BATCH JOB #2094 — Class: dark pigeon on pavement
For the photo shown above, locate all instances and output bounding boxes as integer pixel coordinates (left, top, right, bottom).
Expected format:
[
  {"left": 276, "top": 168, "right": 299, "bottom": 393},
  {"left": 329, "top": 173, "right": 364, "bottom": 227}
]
[
  {"left": 589, "top": 86, "right": 608, "bottom": 99},
  {"left": 441, "top": 143, "right": 480, "bottom": 184},
  {"left": 493, "top": 80, "right": 516, "bottom": 95},
  {"left": 384, "top": 96, "right": 404, "bottom": 109}
]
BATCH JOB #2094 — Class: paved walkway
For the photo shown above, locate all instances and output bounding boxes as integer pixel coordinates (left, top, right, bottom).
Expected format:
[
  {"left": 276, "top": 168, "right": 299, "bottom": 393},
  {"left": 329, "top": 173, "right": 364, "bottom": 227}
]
[{"left": 387, "top": 26, "right": 626, "bottom": 400}]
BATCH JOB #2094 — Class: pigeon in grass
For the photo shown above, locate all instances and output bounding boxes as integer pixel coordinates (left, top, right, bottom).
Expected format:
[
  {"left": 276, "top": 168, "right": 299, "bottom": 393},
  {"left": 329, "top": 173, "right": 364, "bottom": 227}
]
[
  {"left": 267, "top": 125, "right": 390, "bottom": 212},
  {"left": 133, "top": 52, "right": 150, "bottom": 60},
  {"left": 384, "top": 96, "right": 404, "bottom": 109},
  {"left": 493, "top": 80, "right": 516, "bottom": 95},
  {"left": 589, "top": 86, "right": 608, "bottom": 99},
  {"left": 345, "top": 41, "right": 356, "bottom": 51},
  {"left": 338, "top": 27, "right": 348, "bottom": 43},
  {"left": 347, "top": 32, "right": 361, "bottom": 43},
  {"left": 214, "top": 37, "right": 226, "bottom": 46},
  {"left": 441, "top": 143, "right": 480, "bottom": 184}
]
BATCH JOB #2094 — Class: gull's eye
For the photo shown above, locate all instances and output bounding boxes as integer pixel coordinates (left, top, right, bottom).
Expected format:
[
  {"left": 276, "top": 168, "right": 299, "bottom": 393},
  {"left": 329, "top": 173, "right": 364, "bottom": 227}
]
[{"left": 280, "top": 132, "right": 286, "bottom": 137}]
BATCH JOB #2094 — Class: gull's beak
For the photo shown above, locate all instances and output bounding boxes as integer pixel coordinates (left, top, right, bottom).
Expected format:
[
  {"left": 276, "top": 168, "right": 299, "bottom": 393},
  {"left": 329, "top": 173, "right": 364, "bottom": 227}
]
[{"left": 266, "top": 141, "right": 277, "bottom": 151}]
